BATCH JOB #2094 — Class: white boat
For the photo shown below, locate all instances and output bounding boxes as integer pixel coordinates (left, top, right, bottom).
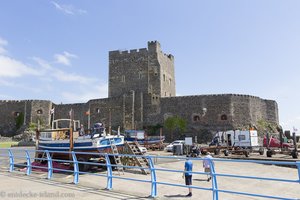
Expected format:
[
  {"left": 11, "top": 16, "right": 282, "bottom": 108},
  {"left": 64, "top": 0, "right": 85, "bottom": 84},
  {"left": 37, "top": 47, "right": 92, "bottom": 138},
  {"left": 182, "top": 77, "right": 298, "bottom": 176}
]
[{"left": 37, "top": 120, "right": 124, "bottom": 153}]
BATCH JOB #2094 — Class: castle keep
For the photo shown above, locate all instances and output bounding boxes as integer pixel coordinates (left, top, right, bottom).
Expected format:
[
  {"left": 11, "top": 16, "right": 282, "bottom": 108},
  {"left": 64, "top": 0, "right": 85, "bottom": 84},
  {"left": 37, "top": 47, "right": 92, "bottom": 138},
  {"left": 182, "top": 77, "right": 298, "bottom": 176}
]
[{"left": 0, "top": 41, "right": 279, "bottom": 140}]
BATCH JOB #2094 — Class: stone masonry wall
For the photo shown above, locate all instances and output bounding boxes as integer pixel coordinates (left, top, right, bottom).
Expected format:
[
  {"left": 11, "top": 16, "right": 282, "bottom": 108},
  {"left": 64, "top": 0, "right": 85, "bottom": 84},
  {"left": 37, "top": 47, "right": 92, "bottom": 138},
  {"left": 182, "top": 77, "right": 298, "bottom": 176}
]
[
  {"left": 108, "top": 48, "right": 149, "bottom": 98},
  {"left": 0, "top": 41, "right": 279, "bottom": 139}
]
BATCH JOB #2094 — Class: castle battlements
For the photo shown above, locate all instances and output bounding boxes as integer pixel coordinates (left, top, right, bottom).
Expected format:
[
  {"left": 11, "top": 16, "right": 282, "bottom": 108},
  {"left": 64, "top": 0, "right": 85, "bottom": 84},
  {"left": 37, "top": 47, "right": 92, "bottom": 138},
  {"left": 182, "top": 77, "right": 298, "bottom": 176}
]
[
  {"left": 0, "top": 41, "right": 278, "bottom": 137},
  {"left": 109, "top": 41, "right": 173, "bottom": 61},
  {"left": 0, "top": 99, "right": 51, "bottom": 103},
  {"left": 162, "top": 94, "right": 263, "bottom": 100},
  {"left": 109, "top": 48, "right": 148, "bottom": 56}
]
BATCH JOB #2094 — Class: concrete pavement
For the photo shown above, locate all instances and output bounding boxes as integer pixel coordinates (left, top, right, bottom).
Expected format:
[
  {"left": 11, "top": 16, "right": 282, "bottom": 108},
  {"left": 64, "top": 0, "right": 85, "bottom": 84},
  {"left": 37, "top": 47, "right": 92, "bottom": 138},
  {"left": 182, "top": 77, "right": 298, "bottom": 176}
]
[
  {"left": 0, "top": 152, "right": 300, "bottom": 200},
  {"left": 0, "top": 148, "right": 300, "bottom": 200}
]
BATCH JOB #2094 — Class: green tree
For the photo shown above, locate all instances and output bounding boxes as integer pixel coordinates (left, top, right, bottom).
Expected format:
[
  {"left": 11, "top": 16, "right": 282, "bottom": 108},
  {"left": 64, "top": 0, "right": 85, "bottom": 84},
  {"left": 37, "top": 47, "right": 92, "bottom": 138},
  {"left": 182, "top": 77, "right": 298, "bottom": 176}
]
[
  {"left": 164, "top": 116, "right": 187, "bottom": 140},
  {"left": 28, "top": 123, "right": 37, "bottom": 131},
  {"left": 145, "top": 123, "right": 163, "bottom": 135},
  {"left": 256, "top": 119, "right": 278, "bottom": 136}
]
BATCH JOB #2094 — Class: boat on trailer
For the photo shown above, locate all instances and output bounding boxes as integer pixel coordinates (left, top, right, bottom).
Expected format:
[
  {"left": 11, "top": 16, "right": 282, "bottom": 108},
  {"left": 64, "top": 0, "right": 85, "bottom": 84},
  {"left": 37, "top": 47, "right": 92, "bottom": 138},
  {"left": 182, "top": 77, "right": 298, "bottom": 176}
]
[{"left": 36, "top": 120, "right": 124, "bottom": 160}]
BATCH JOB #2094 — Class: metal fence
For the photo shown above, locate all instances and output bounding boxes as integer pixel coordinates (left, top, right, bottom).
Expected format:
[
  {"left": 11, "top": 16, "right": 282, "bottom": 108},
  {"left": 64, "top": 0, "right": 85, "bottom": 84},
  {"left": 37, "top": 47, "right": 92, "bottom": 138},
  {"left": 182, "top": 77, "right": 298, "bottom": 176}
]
[{"left": 0, "top": 148, "right": 299, "bottom": 200}]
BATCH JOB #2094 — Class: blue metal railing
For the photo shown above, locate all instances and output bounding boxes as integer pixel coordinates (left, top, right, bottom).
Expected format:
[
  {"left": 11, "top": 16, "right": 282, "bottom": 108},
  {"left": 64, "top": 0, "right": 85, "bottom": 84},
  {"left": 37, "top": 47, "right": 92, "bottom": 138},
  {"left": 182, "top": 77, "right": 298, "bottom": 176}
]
[{"left": 0, "top": 148, "right": 299, "bottom": 200}]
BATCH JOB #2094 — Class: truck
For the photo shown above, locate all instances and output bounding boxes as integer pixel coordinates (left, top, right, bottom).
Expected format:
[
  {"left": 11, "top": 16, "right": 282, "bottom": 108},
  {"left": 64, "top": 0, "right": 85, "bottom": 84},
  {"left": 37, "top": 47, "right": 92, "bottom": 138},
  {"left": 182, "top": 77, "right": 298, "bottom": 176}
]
[
  {"left": 201, "top": 130, "right": 264, "bottom": 157},
  {"left": 263, "top": 131, "right": 298, "bottom": 159}
]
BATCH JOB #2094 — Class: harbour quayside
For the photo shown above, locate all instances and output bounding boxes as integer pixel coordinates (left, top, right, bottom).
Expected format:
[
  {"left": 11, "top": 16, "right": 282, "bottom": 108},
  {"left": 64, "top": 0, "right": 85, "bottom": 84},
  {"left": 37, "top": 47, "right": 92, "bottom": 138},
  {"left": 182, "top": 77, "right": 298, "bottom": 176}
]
[{"left": 36, "top": 119, "right": 124, "bottom": 159}]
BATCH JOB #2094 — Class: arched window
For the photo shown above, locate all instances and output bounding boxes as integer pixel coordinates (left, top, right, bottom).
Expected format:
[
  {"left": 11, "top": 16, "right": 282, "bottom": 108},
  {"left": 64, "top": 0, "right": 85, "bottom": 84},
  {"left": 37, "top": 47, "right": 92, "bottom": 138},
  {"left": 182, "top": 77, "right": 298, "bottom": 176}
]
[
  {"left": 96, "top": 108, "right": 100, "bottom": 113},
  {"left": 37, "top": 109, "right": 43, "bottom": 114},
  {"left": 221, "top": 114, "right": 227, "bottom": 120}
]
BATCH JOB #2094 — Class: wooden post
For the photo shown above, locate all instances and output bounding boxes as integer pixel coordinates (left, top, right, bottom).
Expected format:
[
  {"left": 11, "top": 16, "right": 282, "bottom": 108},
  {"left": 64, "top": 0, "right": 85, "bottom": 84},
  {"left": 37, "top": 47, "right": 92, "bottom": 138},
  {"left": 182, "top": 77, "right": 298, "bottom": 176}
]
[
  {"left": 160, "top": 128, "right": 163, "bottom": 149},
  {"left": 70, "top": 127, "right": 74, "bottom": 151},
  {"left": 35, "top": 129, "right": 40, "bottom": 159},
  {"left": 69, "top": 109, "right": 74, "bottom": 161},
  {"left": 109, "top": 108, "right": 111, "bottom": 135}
]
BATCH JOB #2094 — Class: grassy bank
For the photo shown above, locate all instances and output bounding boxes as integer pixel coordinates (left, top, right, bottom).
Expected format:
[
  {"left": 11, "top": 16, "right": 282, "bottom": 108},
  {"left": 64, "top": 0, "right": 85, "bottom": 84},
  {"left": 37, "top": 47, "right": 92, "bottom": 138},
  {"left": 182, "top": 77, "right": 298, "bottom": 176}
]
[{"left": 0, "top": 141, "right": 18, "bottom": 148}]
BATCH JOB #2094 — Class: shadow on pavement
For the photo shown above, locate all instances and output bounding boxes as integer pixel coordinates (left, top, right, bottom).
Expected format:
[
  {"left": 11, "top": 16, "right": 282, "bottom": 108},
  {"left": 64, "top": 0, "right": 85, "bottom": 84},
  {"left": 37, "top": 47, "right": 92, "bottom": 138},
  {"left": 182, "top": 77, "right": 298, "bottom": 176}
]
[
  {"left": 164, "top": 194, "right": 189, "bottom": 198},
  {"left": 0, "top": 172, "right": 146, "bottom": 200},
  {"left": 193, "top": 178, "right": 210, "bottom": 182}
]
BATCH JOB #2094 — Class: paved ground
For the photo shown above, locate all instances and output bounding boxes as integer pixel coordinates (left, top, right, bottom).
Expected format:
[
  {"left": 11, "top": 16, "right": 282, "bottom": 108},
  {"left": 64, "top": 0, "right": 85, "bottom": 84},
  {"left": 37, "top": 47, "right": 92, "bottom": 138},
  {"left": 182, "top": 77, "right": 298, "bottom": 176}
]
[{"left": 0, "top": 149, "right": 299, "bottom": 200}]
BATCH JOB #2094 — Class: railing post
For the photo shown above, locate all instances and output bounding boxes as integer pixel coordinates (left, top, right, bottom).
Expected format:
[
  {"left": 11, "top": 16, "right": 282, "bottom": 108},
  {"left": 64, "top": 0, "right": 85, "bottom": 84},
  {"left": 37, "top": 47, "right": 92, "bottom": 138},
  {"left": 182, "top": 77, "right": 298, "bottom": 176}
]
[
  {"left": 296, "top": 161, "right": 300, "bottom": 184},
  {"left": 210, "top": 159, "right": 219, "bottom": 200},
  {"left": 147, "top": 155, "right": 157, "bottom": 198},
  {"left": 105, "top": 154, "right": 113, "bottom": 190},
  {"left": 71, "top": 151, "right": 79, "bottom": 184},
  {"left": 25, "top": 150, "right": 32, "bottom": 175},
  {"left": 8, "top": 149, "right": 14, "bottom": 172},
  {"left": 45, "top": 150, "right": 53, "bottom": 179}
]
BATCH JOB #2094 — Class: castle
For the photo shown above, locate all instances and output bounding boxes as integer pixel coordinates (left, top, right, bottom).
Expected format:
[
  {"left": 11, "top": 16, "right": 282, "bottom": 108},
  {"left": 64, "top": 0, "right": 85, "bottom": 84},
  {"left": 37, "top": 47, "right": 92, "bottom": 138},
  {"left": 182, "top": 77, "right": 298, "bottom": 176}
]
[{"left": 0, "top": 41, "right": 279, "bottom": 141}]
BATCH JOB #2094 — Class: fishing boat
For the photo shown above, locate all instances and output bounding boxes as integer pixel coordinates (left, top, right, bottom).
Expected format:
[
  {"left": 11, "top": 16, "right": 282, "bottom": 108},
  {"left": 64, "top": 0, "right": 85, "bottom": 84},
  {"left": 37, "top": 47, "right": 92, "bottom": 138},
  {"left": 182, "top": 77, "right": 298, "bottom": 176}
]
[
  {"left": 124, "top": 129, "right": 165, "bottom": 145},
  {"left": 36, "top": 119, "right": 124, "bottom": 153}
]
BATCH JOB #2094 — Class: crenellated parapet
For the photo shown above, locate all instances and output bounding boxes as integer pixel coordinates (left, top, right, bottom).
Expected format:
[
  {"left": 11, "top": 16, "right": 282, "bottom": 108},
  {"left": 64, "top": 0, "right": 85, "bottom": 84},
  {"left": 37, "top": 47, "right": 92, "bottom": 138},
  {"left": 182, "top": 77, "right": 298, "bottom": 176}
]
[
  {"left": 164, "top": 93, "right": 262, "bottom": 99},
  {"left": 0, "top": 41, "right": 279, "bottom": 137},
  {"left": 109, "top": 48, "right": 148, "bottom": 56}
]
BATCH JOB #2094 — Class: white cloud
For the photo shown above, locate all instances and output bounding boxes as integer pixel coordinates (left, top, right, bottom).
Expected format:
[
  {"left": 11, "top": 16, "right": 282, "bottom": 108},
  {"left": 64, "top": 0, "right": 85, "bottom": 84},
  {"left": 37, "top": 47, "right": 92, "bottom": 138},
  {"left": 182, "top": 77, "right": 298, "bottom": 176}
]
[
  {"left": 0, "top": 79, "right": 42, "bottom": 94},
  {"left": 51, "top": 1, "right": 87, "bottom": 15},
  {"left": 54, "top": 51, "right": 77, "bottom": 66},
  {"left": 0, "top": 37, "right": 8, "bottom": 54},
  {"left": 0, "top": 55, "right": 40, "bottom": 77},
  {"left": 0, "top": 38, "right": 106, "bottom": 103},
  {"left": 31, "top": 56, "right": 52, "bottom": 70},
  {"left": 0, "top": 37, "right": 39, "bottom": 78},
  {"left": 0, "top": 79, "right": 15, "bottom": 87},
  {"left": 0, "top": 47, "right": 6, "bottom": 54},
  {"left": 61, "top": 84, "right": 108, "bottom": 103},
  {"left": 0, "top": 37, "right": 8, "bottom": 46},
  {"left": 0, "top": 94, "right": 12, "bottom": 99},
  {"left": 32, "top": 56, "right": 96, "bottom": 84}
]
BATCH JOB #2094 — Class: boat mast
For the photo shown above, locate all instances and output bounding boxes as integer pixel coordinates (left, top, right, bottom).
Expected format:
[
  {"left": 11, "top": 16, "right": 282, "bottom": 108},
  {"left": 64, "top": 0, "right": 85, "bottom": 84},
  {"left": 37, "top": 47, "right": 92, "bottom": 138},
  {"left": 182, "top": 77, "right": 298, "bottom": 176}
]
[{"left": 69, "top": 109, "right": 74, "bottom": 152}]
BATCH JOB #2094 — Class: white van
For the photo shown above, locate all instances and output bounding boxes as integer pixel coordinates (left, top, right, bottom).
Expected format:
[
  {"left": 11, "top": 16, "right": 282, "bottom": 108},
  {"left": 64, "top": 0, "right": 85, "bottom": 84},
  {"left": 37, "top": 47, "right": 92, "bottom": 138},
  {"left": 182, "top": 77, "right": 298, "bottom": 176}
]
[{"left": 165, "top": 140, "right": 185, "bottom": 152}]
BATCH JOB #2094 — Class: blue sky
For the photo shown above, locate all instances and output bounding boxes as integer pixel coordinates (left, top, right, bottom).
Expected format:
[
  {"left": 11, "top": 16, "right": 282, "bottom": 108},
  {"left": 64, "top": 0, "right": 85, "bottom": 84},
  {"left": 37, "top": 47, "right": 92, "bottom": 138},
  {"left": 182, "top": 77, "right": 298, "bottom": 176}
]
[{"left": 0, "top": 1, "right": 299, "bottom": 132}]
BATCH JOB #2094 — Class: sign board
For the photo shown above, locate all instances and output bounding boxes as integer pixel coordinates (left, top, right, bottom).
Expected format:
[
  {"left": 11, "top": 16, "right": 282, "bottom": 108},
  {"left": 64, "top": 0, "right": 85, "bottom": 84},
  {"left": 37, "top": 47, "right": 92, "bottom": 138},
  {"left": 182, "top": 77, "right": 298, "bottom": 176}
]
[{"left": 185, "top": 137, "right": 193, "bottom": 146}]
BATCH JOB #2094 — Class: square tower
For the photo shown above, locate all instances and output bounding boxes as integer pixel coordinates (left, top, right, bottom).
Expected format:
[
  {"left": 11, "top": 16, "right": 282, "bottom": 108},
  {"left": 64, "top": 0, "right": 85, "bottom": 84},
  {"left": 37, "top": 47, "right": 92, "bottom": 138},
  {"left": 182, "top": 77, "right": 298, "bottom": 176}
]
[{"left": 108, "top": 41, "right": 176, "bottom": 98}]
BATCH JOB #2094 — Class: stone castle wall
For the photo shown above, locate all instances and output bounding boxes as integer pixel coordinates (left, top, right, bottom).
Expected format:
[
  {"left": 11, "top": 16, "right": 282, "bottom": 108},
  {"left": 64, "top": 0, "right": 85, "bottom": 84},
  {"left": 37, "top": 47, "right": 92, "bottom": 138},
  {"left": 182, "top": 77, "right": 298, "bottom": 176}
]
[
  {"left": 0, "top": 100, "right": 52, "bottom": 135},
  {"left": 109, "top": 48, "right": 149, "bottom": 98},
  {"left": 108, "top": 41, "right": 175, "bottom": 99},
  {"left": 0, "top": 41, "right": 279, "bottom": 139},
  {"left": 144, "top": 94, "right": 279, "bottom": 130}
]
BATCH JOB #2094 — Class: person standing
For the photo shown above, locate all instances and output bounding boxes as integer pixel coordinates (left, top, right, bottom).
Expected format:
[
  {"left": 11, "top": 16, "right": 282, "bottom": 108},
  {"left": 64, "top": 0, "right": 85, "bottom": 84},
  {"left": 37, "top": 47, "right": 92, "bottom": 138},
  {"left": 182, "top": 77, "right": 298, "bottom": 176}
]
[
  {"left": 79, "top": 124, "right": 85, "bottom": 136},
  {"left": 203, "top": 152, "right": 213, "bottom": 181},
  {"left": 183, "top": 156, "right": 193, "bottom": 197}
]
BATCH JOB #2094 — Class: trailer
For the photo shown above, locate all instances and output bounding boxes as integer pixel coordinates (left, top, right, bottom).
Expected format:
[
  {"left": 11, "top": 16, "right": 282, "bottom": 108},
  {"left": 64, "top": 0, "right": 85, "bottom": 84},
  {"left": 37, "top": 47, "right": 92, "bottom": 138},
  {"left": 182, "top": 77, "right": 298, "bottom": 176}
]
[
  {"left": 200, "top": 130, "right": 264, "bottom": 157},
  {"left": 264, "top": 131, "right": 298, "bottom": 159}
]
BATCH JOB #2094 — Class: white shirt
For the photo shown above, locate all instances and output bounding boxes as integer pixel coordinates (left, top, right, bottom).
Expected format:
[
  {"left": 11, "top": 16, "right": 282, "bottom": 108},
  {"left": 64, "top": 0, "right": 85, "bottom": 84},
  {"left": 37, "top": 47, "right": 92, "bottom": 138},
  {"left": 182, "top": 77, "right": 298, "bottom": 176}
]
[{"left": 203, "top": 154, "right": 213, "bottom": 168}]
